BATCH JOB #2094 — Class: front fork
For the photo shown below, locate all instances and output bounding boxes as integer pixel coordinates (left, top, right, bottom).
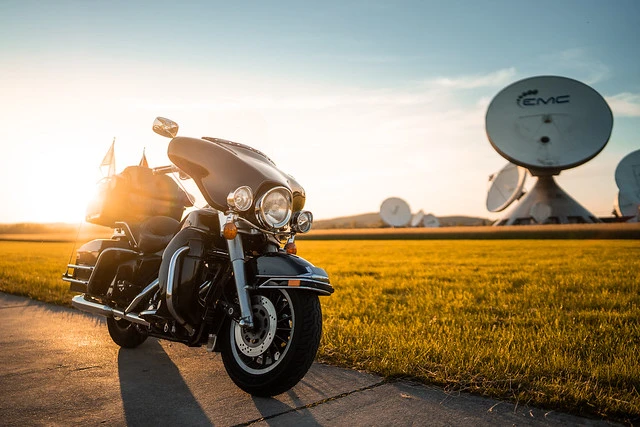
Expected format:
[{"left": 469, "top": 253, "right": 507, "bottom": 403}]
[
  {"left": 218, "top": 211, "right": 256, "bottom": 329},
  {"left": 226, "top": 234, "right": 254, "bottom": 329}
]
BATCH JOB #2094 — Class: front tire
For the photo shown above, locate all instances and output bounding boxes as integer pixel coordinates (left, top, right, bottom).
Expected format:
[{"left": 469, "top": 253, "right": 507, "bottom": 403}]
[
  {"left": 106, "top": 317, "right": 148, "bottom": 348},
  {"left": 220, "top": 289, "right": 322, "bottom": 396}
]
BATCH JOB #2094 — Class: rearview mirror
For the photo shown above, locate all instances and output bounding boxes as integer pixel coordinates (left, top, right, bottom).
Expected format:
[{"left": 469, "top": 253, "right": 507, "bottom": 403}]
[{"left": 152, "top": 117, "right": 179, "bottom": 138}]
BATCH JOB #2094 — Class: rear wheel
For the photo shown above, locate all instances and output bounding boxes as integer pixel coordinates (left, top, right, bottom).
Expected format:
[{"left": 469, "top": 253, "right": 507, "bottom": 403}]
[
  {"left": 106, "top": 317, "right": 148, "bottom": 348},
  {"left": 220, "top": 289, "right": 322, "bottom": 396}
]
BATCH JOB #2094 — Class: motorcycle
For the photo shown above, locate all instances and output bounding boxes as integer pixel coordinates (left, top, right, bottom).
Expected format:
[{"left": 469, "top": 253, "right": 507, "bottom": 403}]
[{"left": 63, "top": 117, "right": 333, "bottom": 396}]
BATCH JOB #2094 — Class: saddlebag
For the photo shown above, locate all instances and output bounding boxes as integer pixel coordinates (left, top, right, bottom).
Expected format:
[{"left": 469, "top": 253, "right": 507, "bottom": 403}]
[
  {"left": 85, "top": 166, "right": 191, "bottom": 228},
  {"left": 63, "top": 238, "right": 131, "bottom": 293}
]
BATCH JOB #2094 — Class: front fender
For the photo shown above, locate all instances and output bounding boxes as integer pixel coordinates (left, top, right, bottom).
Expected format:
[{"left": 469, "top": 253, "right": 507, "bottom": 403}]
[{"left": 247, "top": 252, "right": 334, "bottom": 296}]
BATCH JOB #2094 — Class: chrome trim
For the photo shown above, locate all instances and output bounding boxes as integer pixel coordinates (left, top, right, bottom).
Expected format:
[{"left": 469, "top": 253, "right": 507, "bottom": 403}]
[
  {"left": 67, "top": 264, "right": 94, "bottom": 271},
  {"left": 257, "top": 278, "right": 333, "bottom": 296},
  {"left": 125, "top": 278, "right": 159, "bottom": 313},
  {"left": 255, "top": 186, "right": 293, "bottom": 230},
  {"left": 227, "top": 235, "right": 254, "bottom": 328},
  {"left": 71, "top": 294, "right": 150, "bottom": 327},
  {"left": 114, "top": 222, "right": 138, "bottom": 248},
  {"left": 255, "top": 273, "right": 330, "bottom": 282},
  {"left": 62, "top": 276, "right": 89, "bottom": 285},
  {"left": 166, "top": 246, "right": 194, "bottom": 335}
]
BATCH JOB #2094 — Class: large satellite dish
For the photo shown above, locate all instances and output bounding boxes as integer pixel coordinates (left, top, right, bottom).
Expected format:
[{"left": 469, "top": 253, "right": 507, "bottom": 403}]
[
  {"left": 614, "top": 191, "right": 639, "bottom": 218},
  {"left": 615, "top": 149, "right": 640, "bottom": 200},
  {"left": 423, "top": 213, "right": 440, "bottom": 228},
  {"left": 486, "top": 163, "right": 527, "bottom": 212},
  {"left": 614, "top": 150, "right": 640, "bottom": 221},
  {"left": 380, "top": 197, "right": 411, "bottom": 227},
  {"left": 410, "top": 210, "right": 425, "bottom": 227},
  {"left": 485, "top": 76, "right": 613, "bottom": 225}
]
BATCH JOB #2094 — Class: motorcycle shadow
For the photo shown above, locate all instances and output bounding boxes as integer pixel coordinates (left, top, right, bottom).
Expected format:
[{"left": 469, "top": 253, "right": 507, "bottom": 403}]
[
  {"left": 251, "top": 390, "right": 321, "bottom": 427},
  {"left": 117, "top": 339, "right": 212, "bottom": 426}
]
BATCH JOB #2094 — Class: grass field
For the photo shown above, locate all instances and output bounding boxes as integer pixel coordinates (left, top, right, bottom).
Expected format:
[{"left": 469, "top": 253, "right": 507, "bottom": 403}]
[{"left": 0, "top": 238, "right": 638, "bottom": 423}]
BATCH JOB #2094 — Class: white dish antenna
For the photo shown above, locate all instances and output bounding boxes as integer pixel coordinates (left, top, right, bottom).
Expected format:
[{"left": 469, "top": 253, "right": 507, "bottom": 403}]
[
  {"left": 615, "top": 149, "right": 640, "bottom": 203},
  {"left": 486, "top": 163, "right": 527, "bottom": 212},
  {"left": 379, "top": 197, "right": 411, "bottom": 227},
  {"left": 485, "top": 76, "right": 612, "bottom": 225},
  {"left": 410, "top": 210, "right": 425, "bottom": 227},
  {"left": 614, "top": 191, "right": 640, "bottom": 218},
  {"left": 486, "top": 75, "right": 613, "bottom": 174},
  {"left": 422, "top": 213, "right": 440, "bottom": 228}
]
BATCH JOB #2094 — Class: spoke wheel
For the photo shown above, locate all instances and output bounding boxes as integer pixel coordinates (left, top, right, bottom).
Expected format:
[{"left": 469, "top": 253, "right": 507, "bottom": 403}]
[{"left": 220, "top": 289, "right": 322, "bottom": 396}]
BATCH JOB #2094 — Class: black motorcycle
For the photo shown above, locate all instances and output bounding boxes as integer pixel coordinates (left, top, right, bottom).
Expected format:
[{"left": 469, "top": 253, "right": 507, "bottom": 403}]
[{"left": 63, "top": 117, "right": 333, "bottom": 396}]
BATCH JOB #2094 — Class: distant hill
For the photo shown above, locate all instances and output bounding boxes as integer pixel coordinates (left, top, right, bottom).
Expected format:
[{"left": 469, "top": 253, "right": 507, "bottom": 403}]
[{"left": 313, "top": 213, "right": 491, "bottom": 229}]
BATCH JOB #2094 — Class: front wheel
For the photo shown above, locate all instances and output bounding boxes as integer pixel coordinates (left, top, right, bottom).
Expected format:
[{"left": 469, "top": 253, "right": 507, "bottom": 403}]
[{"left": 220, "top": 289, "right": 322, "bottom": 396}]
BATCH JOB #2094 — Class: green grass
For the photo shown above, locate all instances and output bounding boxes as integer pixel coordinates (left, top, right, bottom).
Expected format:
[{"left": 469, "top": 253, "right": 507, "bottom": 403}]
[
  {"left": 0, "top": 239, "right": 638, "bottom": 423},
  {"left": 297, "top": 240, "right": 640, "bottom": 423}
]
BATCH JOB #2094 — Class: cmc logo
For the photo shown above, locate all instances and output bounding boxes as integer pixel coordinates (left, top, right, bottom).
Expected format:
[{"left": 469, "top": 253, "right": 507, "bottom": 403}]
[{"left": 517, "top": 90, "right": 570, "bottom": 107}]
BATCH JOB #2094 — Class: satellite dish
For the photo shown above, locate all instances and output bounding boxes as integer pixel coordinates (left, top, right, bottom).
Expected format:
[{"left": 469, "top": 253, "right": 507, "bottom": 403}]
[
  {"left": 486, "top": 75, "right": 613, "bottom": 174},
  {"left": 410, "top": 210, "right": 425, "bottom": 227},
  {"left": 486, "top": 163, "right": 527, "bottom": 212},
  {"left": 423, "top": 213, "right": 440, "bottom": 228},
  {"left": 486, "top": 76, "right": 612, "bottom": 225},
  {"left": 380, "top": 197, "right": 411, "bottom": 227},
  {"left": 615, "top": 149, "right": 640, "bottom": 200},
  {"left": 615, "top": 191, "right": 640, "bottom": 218}
]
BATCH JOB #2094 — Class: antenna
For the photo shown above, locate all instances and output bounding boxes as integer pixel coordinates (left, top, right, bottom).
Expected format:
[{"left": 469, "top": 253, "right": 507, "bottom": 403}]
[
  {"left": 410, "top": 210, "right": 425, "bottom": 227},
  {"left": 422, "top": 213, "right": 440, "bottom": 228},
  {"left": 485, "top": 76, "right": 613, "bottom": 225},
  {"left": 379, "top": 197, "right": 411, "bottom": 227},
  {"left": 486, "top": 163, "right": 527, "bottom": 212}
]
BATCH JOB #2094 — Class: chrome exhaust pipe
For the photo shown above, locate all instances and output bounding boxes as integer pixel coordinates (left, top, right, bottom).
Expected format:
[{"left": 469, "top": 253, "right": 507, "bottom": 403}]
[{"left": 72, "top": 295, "right": 150, "bottom": 327}]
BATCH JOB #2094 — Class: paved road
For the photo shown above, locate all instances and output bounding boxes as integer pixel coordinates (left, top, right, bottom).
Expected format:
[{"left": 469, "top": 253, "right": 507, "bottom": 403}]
[{"left": 0, "top": 292, "right": 615, "bottom": 426}]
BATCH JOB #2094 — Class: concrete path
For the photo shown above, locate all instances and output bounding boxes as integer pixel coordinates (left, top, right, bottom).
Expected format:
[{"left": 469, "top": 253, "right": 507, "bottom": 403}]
[{"left": 0, "top": 292, "right": 615, "bottom": 426}]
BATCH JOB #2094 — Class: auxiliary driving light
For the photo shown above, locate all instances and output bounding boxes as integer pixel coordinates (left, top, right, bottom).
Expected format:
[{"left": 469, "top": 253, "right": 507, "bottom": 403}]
[
  {"left": 291, "top": 211, "right": 313, "bottom": 233},
  {"left": 227, "top": 186, "right": 253, "bottom": 212}
]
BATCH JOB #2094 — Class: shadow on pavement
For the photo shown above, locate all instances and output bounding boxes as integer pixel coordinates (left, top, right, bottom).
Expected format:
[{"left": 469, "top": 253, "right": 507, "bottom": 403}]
[
  {"left": 251, "top": 388, "right": 320, "bottom": 426},
  {"left": 118, "top": 340, "right": 212, "bottom": 426}
]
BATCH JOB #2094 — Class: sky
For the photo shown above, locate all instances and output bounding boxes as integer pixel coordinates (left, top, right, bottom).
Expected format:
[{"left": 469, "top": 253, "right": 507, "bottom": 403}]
[{"left": 1, "top": 0, "right": 639, "bottom": 223}]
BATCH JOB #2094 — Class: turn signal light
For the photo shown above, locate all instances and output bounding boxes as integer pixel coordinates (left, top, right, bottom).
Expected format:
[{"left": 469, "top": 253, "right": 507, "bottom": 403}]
[
  {"left": 284, "top": 242, "right": 297, "bottom": 255},
  {"left": 223, "top": 222, "right": 238, "bottom": 240}
]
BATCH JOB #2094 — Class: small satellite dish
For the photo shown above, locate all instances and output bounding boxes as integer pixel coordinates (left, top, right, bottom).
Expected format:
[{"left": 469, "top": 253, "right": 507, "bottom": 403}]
[
  {"left": 486, "top": 163, "right": 527, "bottom": 212},
  {"left": 486, "top": 75, "right": 613, "bottom": 173},
  {"left": 380, "top": 197, "right": 411, "bottom": 227},
  {"left": 615, "top": 149, "right": 640, "bottom": 198},
  {"left": 423, "top": 213, "right": 440, "bottom": 228},
  {"left": 411, "top": 210, "right": 425, "bottom": 227},
  {"left": 615, "top": 191, "right": 640, "bottom": 218}
]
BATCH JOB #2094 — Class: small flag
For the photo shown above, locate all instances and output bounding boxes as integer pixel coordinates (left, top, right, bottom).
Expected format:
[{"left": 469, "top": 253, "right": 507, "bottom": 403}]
[
  {"left": 100, "top": 138, "right": 116, "bottom": 177},
  {"left": 139, "top": 147, "right": 149, "bottom": 168}
]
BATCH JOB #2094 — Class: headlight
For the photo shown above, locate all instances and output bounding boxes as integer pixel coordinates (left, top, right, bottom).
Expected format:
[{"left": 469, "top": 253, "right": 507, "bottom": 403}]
[
  {"left": 227, "top": 186, "right": 253, "bottom": 211},
  {"left": 255, "top": 187, "right": 292, "bottom": 229},
  {"left": 291, "top": 211, "right": 313, "bottom": 233}
]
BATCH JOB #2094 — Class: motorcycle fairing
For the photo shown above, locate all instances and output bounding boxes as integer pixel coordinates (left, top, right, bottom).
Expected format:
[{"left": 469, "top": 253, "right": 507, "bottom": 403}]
[
  {"left": 247, "top": 253, "right": 334, "bottom": 296},
  {"left": 167, "top": 136, "right": 306, "bottom": 212}
]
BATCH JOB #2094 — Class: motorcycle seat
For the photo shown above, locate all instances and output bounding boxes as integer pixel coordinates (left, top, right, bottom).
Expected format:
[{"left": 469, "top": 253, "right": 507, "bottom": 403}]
[{"left": 136, "top": 216, "right": 181, "bottom": 254}]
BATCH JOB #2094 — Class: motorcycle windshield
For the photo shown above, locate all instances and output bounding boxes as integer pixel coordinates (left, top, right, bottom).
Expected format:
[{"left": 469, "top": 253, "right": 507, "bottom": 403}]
[{"left": 168, "top": 136, "right": 305, "bottom": 212}]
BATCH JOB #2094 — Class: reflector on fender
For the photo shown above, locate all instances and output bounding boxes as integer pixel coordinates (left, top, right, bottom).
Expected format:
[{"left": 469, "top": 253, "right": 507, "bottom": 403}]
[{"left": 288, "top": 280, "right": 300, "bottom": 287}]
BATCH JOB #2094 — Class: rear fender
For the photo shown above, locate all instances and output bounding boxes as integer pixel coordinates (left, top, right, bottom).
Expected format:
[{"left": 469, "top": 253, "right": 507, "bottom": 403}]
[{"left": 247, "top": 252, "right": 333, "bottom": 296}]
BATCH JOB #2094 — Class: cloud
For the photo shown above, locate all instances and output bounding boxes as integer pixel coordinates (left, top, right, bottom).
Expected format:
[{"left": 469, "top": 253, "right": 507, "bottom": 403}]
[
  {"left": 538, "top": 48, "right": 610, "bottom": 85},
  {"left": 606, "top": 92, "right": 640, "bottom": 117},
  {"left": 427, "top": 67, "right": 517, "bottom": 90}
]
